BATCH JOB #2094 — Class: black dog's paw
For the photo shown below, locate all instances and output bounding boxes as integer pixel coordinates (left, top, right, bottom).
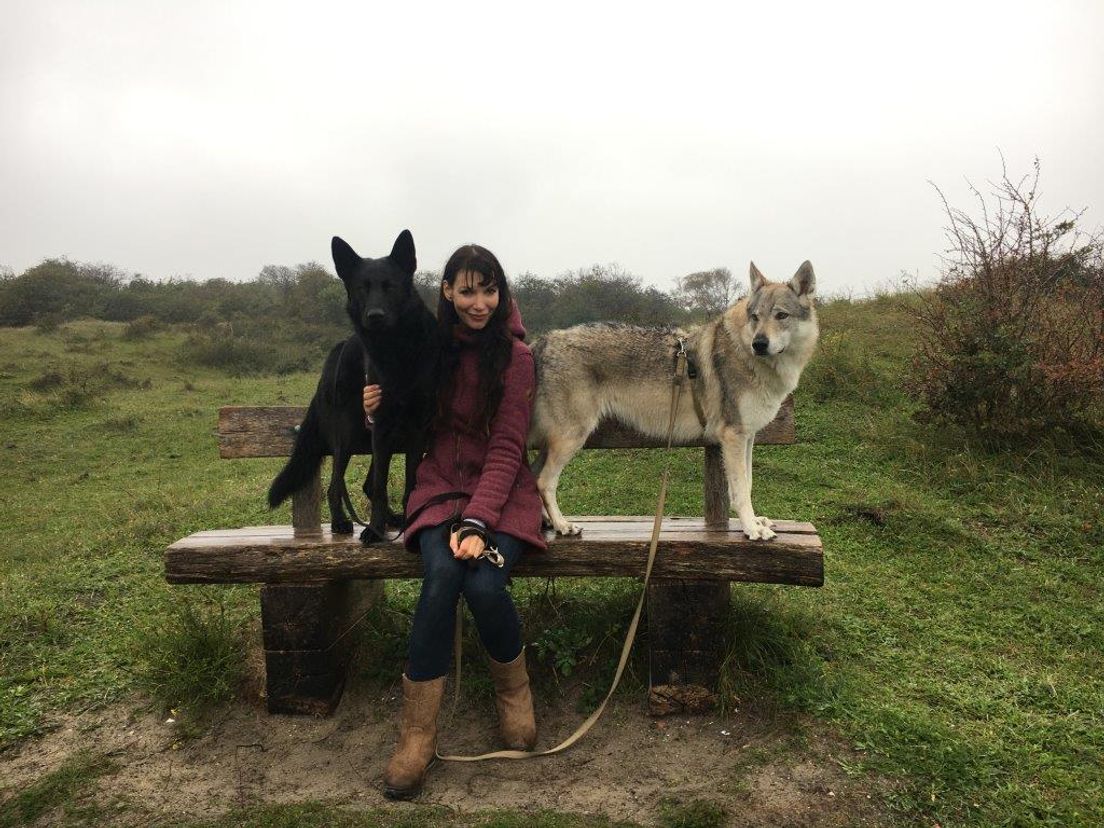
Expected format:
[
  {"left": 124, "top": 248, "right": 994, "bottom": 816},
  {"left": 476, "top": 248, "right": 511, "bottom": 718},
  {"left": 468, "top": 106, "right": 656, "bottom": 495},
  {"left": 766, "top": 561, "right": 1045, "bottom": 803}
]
[
  {"left": 360, "top": 525, "right": 387, "bottom": 545},
  {"left": 385, "top": 511, "right": 404, "bottom": 530},
  {"left": 331, "top": 517, "right": 355, "bottom": 536}
]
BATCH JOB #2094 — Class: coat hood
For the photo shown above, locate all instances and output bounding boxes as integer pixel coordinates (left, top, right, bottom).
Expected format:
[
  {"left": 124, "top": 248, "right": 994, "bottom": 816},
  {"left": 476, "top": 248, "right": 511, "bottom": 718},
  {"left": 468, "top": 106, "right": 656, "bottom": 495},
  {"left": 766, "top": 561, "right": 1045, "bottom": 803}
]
[{"left": 504, "top": 299, "right": 526, "bottom": 341}]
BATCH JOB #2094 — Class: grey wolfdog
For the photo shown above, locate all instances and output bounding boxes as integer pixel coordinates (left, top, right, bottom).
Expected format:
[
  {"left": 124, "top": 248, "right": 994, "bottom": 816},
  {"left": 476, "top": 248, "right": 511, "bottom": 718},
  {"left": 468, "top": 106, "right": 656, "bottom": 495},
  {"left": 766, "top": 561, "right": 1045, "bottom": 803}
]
[{"left": 529, "top": 261, "right": 818, "bottom": 540}]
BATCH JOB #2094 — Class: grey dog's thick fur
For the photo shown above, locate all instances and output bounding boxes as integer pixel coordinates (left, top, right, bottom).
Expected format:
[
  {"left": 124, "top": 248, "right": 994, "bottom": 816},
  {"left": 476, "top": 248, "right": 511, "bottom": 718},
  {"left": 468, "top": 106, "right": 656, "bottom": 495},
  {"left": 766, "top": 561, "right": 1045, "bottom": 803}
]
[{"left": 528, "top": 262, "right": 819, "bottom": 540}]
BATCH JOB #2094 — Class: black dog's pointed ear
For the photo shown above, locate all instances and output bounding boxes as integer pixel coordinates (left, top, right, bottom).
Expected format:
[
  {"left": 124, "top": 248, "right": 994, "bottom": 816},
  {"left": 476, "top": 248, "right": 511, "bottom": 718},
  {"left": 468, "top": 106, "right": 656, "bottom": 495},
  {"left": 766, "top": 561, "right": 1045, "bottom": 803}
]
[
  {"left": 332, "top": 236, "right": 360, "bottom": 281},
  {"left": 390, "top": 229, "right": 416, "bottom": 275}
]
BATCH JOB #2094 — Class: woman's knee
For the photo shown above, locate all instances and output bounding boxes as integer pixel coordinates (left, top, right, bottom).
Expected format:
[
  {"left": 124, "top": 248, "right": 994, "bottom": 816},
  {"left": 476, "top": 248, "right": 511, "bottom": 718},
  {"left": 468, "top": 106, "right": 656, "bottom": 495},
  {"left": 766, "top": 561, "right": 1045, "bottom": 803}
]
[
  {"left": 461, "top": 567, "right": 509, "bottom": 609},
  {"left": 418, "top": 530, "right": 465, "bottom": 582}
]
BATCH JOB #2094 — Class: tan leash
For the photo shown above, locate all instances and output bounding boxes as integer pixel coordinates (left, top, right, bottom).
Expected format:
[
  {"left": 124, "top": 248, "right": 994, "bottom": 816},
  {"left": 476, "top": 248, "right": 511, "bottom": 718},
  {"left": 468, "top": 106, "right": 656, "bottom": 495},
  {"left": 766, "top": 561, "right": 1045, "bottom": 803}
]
[{"left": 437, "top": 349, "right": 688, "bottom": 762}]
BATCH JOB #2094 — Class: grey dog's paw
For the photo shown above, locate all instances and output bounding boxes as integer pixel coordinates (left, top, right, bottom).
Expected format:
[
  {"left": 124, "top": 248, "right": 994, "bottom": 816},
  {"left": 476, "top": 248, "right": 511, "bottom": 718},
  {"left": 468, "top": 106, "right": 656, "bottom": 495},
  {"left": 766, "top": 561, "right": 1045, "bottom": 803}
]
[
  {"left": 742, "top": 521, "right": 776, "bottom": 541},
  {"left": 556, "top": 523, "right": 583, "bottom": 537}
]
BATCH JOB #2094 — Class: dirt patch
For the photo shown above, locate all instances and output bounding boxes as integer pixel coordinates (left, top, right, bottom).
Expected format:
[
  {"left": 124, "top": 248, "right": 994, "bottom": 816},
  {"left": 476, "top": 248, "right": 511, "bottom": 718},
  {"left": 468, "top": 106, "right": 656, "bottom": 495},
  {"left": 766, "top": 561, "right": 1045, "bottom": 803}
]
[{"left": 0, "top": 677, "right": 888, "bottom": 827}]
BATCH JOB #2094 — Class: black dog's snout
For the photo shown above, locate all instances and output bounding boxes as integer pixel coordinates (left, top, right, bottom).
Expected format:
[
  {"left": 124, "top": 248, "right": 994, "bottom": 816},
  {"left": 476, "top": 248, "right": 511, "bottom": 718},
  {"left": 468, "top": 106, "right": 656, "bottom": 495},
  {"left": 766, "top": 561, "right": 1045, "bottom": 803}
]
[
  {"left": 753, "top": 335, "right": 769, "bottom": 355},
  {"left": 364, "top": 309, "right": 387, "bottom": 326}
]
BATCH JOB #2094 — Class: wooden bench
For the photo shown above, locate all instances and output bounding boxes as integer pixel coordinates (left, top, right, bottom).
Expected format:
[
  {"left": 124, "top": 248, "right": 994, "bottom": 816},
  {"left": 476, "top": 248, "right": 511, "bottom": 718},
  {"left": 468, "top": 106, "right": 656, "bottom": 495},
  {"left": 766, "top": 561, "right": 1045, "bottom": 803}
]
[{"left": 164, "top": 397, "right": 822, "bottom": 716}]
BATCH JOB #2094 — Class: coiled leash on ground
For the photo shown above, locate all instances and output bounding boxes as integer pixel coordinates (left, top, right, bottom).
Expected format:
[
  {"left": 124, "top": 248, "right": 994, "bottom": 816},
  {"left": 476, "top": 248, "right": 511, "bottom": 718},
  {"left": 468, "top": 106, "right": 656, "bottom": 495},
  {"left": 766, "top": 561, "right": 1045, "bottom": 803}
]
[{"left": 436, "top": 345, "right": 689, "bottom": 763}]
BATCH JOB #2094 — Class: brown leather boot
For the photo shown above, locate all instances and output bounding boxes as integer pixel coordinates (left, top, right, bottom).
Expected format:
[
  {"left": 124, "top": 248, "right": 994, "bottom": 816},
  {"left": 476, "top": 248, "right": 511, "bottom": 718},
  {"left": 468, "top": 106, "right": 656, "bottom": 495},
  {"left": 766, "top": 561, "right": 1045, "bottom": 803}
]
[
  {"left": 382, "top": 674, "right": 446, "bottom": 800},
  {"left": 488, "top": 648, "right": 537, "bottom": 750}
]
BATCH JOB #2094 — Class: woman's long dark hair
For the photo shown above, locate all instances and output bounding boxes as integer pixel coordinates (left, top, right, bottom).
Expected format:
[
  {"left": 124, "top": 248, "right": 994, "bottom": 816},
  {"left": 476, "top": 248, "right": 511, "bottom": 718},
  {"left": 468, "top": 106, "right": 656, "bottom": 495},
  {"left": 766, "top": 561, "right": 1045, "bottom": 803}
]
[{"left": 436, "top": 244, "right": 515, "bottom": 434}]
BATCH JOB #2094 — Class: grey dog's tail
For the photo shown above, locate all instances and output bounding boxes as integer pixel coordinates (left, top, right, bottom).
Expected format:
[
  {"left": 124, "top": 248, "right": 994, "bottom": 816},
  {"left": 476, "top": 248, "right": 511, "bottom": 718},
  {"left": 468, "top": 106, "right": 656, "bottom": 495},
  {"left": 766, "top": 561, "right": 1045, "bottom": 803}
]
[{"left": 267, "top": 400, "right": 325, "bottom": 508}]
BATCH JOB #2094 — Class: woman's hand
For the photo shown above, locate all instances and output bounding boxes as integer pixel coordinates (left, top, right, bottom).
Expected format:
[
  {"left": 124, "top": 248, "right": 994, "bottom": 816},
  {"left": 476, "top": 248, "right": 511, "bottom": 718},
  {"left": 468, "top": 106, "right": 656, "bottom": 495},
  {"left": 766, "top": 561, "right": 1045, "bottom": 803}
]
[
  {"left": 449, "top": 528, "right": 486, "bottom": 560},
  {"left": 362, "top": 384, "right": 382, "bottom": 417}
]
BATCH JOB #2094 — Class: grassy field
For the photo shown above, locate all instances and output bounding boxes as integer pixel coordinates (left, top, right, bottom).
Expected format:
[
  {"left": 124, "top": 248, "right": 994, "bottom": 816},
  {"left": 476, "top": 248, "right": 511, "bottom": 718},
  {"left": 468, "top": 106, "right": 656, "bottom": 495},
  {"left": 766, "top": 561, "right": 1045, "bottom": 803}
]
[{"left": 1, "top": 300, "right": 1102, "bottom": 826}]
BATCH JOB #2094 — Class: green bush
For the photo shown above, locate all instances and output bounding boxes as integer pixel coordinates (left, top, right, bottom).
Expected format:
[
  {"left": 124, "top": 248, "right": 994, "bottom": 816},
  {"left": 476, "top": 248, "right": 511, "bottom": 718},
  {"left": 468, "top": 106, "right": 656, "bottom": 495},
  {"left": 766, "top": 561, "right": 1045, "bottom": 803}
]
[
  {"left": 180, "top": 320, "right": 323, "bottom": 375},
  {"left": 24, "top": 362, "right": 147, "bottom": 410},
  {"left": 122, "top": 314, "right": 161, "bottom": 340}
]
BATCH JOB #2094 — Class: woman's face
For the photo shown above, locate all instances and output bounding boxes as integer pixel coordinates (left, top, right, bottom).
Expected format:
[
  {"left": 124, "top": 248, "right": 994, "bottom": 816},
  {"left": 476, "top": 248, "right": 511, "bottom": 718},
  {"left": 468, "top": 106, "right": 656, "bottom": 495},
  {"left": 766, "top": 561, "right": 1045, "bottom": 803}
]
[{"left": 443, "top": 269, "right": 500, "bottom": 330}]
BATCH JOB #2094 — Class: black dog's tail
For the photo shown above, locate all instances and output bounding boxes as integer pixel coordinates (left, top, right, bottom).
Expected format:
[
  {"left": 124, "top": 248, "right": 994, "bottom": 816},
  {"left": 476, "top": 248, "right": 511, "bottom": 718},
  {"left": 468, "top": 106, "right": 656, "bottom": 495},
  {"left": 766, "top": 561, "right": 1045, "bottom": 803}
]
[{"left": 267, "top": 401, "right": 326, "bottom": 508}]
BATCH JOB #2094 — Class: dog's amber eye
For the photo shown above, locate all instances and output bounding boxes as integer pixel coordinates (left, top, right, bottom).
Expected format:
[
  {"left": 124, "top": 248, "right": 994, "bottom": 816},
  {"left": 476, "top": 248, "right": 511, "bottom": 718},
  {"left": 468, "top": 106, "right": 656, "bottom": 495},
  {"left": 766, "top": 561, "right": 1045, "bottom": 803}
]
[{"left": 775, "top": 312, "right": 789, "bottom": 320}]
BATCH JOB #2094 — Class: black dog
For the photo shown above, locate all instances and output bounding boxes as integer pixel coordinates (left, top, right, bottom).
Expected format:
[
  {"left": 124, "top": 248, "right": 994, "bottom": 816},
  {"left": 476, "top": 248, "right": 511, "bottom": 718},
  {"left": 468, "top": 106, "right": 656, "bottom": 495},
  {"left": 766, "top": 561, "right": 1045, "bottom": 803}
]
[{"left": 267, "top": 230, "right": 439, "bottom": 544}]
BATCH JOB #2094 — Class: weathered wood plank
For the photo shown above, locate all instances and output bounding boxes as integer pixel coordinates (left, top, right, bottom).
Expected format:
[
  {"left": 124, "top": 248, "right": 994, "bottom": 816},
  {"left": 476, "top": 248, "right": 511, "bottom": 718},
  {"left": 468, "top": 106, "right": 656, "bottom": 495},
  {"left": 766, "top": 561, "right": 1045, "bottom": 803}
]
[
  {"left": 262, "top": 656, "right": 346, "bottom": 716},
  {"left": 259, "top": 580, "right": 382, "bottom": 715},
  {"left": 292, "top": 473, "right": 323, "bottom": 538},
  {"left": 648, "top": 580, "right": 729, "bottom": 673},
  {"left": 702, "top": 445, "right": 729, "bottom": 528},
  {"left": 174, "top": 518, "right": 819, "bottom": 540},
  {"left": 261, "top": 582, "right": 347, "bottom": 651},
  {"left": 216, "top": 396, "right": 797, "bottom": 458},
  {"left": 164, "top": 518, "right": 823, "bottom": 586}
]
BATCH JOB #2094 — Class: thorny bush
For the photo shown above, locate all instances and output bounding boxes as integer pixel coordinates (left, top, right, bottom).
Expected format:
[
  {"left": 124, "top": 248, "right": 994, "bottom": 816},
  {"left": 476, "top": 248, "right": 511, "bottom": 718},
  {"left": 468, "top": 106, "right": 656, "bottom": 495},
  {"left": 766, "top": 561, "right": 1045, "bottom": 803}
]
[{"left": 909, "top": 159, "right": 1104, "bottom": 446}]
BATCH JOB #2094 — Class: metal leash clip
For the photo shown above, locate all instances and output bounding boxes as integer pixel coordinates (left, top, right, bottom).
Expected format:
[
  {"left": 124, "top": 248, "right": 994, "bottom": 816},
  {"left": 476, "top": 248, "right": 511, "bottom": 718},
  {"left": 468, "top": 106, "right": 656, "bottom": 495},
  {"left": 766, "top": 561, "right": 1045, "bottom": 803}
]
[
  {"left": 449, "top": 522, "right": 505, "bottom": 568},
  {"left": 480, "top": 546, "right": 505, "bottom": 568}
]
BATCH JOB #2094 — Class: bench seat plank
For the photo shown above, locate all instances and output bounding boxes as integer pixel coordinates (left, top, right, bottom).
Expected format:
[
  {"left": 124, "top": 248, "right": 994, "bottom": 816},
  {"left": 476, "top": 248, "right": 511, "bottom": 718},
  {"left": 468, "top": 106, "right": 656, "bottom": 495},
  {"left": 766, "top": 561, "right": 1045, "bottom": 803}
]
[{"left": 165, "top": 517, "right": 823, "bottom": 587}]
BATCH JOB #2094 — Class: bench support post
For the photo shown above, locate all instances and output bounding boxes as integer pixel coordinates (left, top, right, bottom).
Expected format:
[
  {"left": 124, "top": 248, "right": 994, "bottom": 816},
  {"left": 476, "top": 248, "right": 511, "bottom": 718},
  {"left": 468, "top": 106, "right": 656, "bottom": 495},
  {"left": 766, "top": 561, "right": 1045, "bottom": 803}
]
[
  {"left": 259, "top": 472, "right": 382, "bottom": 715},
  {"left": 647, "top": 444, "right": 730, "bottom": 714}
]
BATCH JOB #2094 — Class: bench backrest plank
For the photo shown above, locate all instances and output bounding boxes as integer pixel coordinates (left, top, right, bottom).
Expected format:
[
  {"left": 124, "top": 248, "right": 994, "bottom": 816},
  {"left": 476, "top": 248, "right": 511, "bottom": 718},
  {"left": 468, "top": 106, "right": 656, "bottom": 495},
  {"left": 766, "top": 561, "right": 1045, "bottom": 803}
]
[{"left": 217, "top": 396, "right": 796, "bottom": 459}]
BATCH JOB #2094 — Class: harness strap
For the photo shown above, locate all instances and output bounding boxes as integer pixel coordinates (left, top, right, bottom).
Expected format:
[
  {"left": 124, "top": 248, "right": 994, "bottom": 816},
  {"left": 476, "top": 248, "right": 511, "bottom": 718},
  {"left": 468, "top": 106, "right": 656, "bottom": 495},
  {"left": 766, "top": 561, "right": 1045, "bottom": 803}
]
[{"left": 676, "top": 336, "right": 707, "bottom": 430}]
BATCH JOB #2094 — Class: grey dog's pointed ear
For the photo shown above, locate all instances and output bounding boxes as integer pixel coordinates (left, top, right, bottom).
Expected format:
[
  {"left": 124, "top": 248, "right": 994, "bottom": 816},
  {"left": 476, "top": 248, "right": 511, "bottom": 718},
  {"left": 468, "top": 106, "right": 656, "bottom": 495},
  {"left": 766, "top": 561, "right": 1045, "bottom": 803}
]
[
  {"left": 749, "top": 261, "right": 767, "bottom": 292},
  {"left": 390, "top": 229, "right": 416, "bottom": 275},
  {"left": 789, "top": 261, "right": 816, "bottom": 297},
  {"left": 331, "top": 236, "right": 360, "bottom": 282}
]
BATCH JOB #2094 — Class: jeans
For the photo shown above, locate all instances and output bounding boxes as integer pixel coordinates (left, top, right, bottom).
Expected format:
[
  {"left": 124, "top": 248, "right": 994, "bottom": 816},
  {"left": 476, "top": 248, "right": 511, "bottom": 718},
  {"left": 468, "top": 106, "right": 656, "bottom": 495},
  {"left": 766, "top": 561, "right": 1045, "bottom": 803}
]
[{"left": 405, "top": 522, "right": 526, "bottom": 681}]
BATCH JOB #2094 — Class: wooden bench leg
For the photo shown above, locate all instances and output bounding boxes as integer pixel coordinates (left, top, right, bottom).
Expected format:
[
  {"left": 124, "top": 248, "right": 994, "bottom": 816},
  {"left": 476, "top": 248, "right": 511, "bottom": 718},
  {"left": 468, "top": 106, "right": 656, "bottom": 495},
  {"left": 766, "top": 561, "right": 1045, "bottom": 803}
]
[
  {"left": 646, "top": 444, "right": 731, "bottom": 715},
  {"left": 646, "top": 580, "right": 728, "bottom": 715},
  {"left": 260, "top": 581, "right": 381, "bottom": 716}
]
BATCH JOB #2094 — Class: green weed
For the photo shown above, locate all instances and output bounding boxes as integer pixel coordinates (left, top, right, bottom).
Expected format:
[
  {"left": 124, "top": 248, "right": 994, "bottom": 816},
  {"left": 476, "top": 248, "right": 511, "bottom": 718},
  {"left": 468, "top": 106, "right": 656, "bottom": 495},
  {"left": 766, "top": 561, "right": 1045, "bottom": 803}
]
[
  {"left": 656, "top": 797, "right": 726, "bottom": 828},
  {"left": 0, "top": 751, "right": 117, "bottom": 828},
  {"left": 531, "top": 624, "right": 594, "bottom": 678},
  {"left": 133, "top": 593, "right": 250, "bottom": 714}
]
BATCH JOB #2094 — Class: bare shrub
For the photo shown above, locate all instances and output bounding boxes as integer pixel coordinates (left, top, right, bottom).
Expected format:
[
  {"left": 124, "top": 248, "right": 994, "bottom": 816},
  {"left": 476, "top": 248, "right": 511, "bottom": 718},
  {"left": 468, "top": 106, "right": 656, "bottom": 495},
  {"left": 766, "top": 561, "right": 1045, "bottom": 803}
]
[{"left": 909, "top": 159, "right": 1104, "bottom": 445}]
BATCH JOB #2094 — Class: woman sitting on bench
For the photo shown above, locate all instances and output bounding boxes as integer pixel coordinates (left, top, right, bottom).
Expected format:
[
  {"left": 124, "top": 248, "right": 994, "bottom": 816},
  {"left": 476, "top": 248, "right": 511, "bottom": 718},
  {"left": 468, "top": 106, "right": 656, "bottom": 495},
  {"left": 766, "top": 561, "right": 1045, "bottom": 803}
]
[{"left": 364, "top": 243, "right": 546, "bottom": 800}]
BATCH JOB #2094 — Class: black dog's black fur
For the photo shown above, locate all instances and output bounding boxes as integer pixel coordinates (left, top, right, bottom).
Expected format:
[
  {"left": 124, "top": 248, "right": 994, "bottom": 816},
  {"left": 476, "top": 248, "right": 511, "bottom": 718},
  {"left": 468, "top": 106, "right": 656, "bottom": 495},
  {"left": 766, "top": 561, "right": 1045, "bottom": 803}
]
[{"left": 267, "top": 230, "right": 439, "bottom": 544}]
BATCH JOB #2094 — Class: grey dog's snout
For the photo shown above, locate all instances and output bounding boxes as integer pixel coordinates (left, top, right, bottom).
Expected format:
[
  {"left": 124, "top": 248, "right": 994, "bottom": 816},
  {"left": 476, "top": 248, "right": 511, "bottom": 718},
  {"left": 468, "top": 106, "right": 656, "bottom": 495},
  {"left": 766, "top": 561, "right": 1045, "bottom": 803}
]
[{"left": 752, "top": 335, "right": 769, "bottom": 355}]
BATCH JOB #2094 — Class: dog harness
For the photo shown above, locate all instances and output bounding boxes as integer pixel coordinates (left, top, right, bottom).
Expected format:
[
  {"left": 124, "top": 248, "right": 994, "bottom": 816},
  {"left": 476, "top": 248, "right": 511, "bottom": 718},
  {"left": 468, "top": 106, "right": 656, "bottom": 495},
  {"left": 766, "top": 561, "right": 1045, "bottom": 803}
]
[{"left": 676, "top": 336, "right": 708, "bottom": 429}]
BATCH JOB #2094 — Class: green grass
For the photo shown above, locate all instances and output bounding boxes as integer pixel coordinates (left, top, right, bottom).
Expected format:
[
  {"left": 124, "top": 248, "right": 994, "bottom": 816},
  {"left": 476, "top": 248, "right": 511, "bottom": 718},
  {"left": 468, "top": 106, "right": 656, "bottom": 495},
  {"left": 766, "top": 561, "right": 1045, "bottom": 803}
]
[
  {"left": 655, "top": 797, "right": 727, "bottom": 828},
  {"left": 1, "top": 311, "right": 1103, "bottom": 826},
  {"left": 134, "top": 593, "right": 252, "bottom": 713},
  {"left": 0, "top": 751, "right": 119, "bottom": 828}
]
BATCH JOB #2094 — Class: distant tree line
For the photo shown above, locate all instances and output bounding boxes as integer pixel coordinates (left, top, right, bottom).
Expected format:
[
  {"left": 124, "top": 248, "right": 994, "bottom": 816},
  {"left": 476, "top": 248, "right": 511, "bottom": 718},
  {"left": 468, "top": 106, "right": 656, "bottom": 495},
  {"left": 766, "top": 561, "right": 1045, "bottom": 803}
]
[{"left": 0, "top": 257, "right": 739, "bottom": 334}]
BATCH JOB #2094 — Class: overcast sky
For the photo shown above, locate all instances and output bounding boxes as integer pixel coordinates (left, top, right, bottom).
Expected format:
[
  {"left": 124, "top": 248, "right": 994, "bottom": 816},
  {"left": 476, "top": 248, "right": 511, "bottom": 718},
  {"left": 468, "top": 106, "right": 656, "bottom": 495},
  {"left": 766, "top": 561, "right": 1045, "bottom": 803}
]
[{"left": 2, "top": 0, "right": 1102, "bottom": 296}]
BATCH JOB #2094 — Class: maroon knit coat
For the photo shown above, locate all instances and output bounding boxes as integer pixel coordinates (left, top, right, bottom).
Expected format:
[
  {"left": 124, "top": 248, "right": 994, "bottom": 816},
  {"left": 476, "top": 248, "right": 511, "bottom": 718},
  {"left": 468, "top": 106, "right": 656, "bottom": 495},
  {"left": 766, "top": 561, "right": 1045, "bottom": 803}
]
[{"left": 403, "top": 301, "right": 547, "bottom": 552}]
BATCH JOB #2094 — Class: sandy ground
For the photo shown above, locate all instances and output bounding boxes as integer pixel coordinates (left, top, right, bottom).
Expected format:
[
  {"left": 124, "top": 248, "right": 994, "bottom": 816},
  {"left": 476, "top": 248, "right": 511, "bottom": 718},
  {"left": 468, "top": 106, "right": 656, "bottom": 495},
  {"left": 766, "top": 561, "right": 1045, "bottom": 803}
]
[{"left": 1, "top": 664, "right": 888, "bottom": 827}]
